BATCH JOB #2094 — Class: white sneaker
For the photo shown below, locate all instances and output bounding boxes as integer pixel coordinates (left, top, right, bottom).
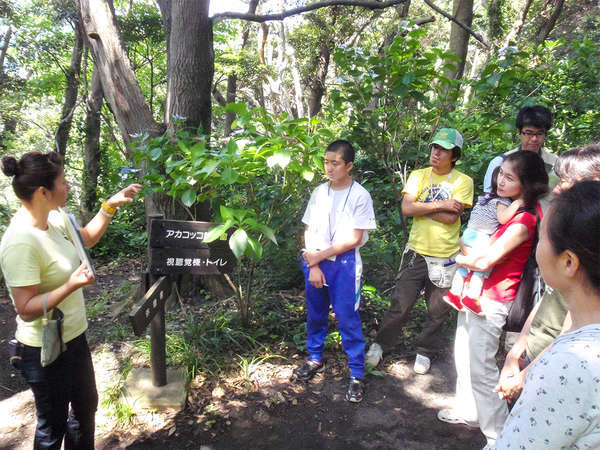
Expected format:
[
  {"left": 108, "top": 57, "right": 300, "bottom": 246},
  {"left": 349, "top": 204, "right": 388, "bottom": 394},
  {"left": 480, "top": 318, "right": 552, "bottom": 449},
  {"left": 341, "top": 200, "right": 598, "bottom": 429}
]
[
  {"left": 413, "top": 353, "right": 431, "bottom": 374},
  {"left": 437, "top": 408, "right": 479, "bottom": 428},
  {"left": 365, "top": 343, "right": 383, "bottom": 367}
]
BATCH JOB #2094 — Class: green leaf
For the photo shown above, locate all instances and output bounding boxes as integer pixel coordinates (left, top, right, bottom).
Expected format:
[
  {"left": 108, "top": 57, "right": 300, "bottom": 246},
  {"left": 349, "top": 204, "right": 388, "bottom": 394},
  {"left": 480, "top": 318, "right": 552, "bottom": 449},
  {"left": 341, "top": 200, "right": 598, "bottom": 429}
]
[
  {"left": 221, "top": 167, "right": 239, "bottom": 184},
  {"left": 224, "top": 102, "right": 248, "bottom": 116},
  {"left": 199, "top": 161, "right": 220, "bottom": 174},
  {"left": 203, "top": 220, "right": 234, "bottom": 243},
  {"left": 181, "top": 189, "right": 196, "bottom": 207},
  {"left": 226, "top": 139, "right": 238, "bottom": 154},
  {"left": 247, "top": 236, "right": 263, "bottom": 260},
  {"left": 149, "top": 147, "right": 162, "bottom": 161},
  {"left": 486, "top": 73, "right": 502, "bottom": 87},
  {"left": 220, "top": 205, "right": 235, "bottom": 221},
  {"left": 402, "top": 72, "right": 416, "bottom": 85},
  {"left": 229, "top": 228, "right": 249, "bottom": 259},
  {"left": 266, "top": 151, "right": 291, "bottom": 169},
  {"left": 256, "top": 224, "right": 277, "bottom": 245},
  {"left": 177, "top": 139, "right": 189, "bottom": 154},
  {"left": 302, "top": 170, "right": 314, "bottom": 181}
]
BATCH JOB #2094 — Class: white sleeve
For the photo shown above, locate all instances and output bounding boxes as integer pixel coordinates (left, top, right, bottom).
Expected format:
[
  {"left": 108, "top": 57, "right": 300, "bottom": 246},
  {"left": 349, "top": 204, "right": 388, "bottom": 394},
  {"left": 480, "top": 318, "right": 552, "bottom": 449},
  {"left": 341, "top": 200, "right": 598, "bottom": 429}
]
[
  {"left": 302, "top": 189, "right": 318, "bottom": 226},
  {"left": 483, "top": 156, "right": 504, "bottom": 193},
  {"left": 351, "top": 190, "right": 376, "bottom": 230}
]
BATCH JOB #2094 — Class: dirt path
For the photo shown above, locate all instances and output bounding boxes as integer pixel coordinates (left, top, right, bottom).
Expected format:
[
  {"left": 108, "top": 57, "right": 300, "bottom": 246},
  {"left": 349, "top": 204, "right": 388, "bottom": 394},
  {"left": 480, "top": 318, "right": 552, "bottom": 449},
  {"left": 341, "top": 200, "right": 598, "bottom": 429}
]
[{"left": 0, "top": 261, "right": 485, "bottom": 450}]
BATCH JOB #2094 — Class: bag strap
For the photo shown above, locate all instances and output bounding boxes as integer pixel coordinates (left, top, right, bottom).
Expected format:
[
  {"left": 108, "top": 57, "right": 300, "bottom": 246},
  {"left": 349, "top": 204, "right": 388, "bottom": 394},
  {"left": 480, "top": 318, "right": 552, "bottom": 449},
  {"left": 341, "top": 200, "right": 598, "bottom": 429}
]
[
  {"left": 530, "top": 208, "right": 541, "bottom": 253},
  {"left": 42, "top": 293, "right": 49, "bottom": 319}
]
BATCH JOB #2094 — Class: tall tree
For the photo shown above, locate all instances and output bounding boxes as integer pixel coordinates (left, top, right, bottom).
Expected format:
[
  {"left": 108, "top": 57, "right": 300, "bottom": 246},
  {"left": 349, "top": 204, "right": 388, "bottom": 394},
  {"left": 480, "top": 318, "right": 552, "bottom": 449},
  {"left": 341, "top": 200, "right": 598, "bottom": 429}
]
[
  {"left": 78, "top": 0, "right": 409, "bottom": 217},
  {"left": 224, "top": 0, "right": 259, "bottom": 135},
  {"left": 503, "top": 0, "right": 533, "bottom": 46},
  {"left": 54, "top": 23, "right": 84, "bottom": 156},
  {"left": 79, "top": 0, "right": 163, "bottom": 150},
  {"left": 0, "top": 26, "right": 11, "bottom": 70},
  {"left": 535, "top": 0, "right": 566, "bottom": 43},
  {"left": 157, "top": 0, "right": 214, "bottom": 135},
  {"left": 82, "top": 65, "right": 103, "bottom": 217},
  {"left": 445, "top": 0, "right": 474, "bottom": 80}
]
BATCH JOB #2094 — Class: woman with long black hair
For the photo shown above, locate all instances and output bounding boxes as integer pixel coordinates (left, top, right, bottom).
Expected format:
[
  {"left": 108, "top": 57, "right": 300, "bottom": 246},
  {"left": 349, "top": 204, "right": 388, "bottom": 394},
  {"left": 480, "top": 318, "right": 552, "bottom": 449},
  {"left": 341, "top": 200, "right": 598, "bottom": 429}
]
[{"left": 438, "top": 151, "right": 549, "bottom": 448}]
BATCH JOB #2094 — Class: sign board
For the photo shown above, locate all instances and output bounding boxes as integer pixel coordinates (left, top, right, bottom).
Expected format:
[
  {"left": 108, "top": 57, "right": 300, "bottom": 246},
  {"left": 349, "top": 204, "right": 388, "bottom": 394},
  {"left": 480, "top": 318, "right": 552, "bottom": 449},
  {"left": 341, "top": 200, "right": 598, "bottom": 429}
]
[
  {"left": 148, "top": 219, "right": 236, "bottom": 275},
  {"left": 130, "top": 276, "right": 171, "bottom": 336}
]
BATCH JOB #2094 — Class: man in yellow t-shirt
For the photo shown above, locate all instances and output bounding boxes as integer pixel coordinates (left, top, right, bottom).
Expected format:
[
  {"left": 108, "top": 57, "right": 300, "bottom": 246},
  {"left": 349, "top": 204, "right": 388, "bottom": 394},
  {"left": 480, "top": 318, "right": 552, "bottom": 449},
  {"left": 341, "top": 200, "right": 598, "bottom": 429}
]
[{"left": 366, "top": 128, "right": 474, "bottom": 373}]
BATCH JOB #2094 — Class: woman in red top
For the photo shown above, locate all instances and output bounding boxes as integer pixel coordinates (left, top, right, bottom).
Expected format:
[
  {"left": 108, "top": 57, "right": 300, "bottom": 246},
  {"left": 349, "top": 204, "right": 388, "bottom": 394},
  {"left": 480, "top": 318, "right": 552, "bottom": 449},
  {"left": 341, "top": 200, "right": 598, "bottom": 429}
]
[{"left": 437, "top": 151, "right": 549, "bottom": 449}]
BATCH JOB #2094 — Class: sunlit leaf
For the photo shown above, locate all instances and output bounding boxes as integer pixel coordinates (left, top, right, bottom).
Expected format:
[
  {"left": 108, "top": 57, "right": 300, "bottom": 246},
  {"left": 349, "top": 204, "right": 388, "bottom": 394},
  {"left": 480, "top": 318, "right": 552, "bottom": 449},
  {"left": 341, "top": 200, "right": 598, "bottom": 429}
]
[
  {"left": 229, "top": 228, "right": 248, "bottom": 259},
  {"left": 203, "top": 220, "right": 234, "bottom": 243},
  {"left": 181, "top": 189, "right": 196, "bottom": 207}
]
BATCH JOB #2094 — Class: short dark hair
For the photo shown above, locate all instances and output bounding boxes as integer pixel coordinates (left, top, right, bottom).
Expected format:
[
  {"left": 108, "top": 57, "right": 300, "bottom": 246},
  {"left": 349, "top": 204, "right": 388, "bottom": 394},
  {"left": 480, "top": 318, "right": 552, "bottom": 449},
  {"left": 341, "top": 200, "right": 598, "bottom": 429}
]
[
  {"left": 326, "top": 140, "right": 355, "bottom": 164},
  {"left": 503, "top": 151, "right": 549, "bottom": 208},
  {"left": 451, "top": 146, "right": 461, "bottom": 167},
  {"left": 1, "top": 152, "right": 64, "bottom": 201},
  {"left": 516, "top": 105, "right": 552, "bottom": 132},
  {"left": 547, "top": 181, "right": 600, "bottom": 295}
]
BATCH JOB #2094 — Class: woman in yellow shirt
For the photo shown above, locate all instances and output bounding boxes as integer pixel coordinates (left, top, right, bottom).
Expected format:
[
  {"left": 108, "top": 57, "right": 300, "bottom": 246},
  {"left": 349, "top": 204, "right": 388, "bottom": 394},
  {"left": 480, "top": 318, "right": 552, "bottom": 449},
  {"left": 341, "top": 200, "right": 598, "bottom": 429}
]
[{"left": 1, "top": 151, "right": 140, "bottom": 449}]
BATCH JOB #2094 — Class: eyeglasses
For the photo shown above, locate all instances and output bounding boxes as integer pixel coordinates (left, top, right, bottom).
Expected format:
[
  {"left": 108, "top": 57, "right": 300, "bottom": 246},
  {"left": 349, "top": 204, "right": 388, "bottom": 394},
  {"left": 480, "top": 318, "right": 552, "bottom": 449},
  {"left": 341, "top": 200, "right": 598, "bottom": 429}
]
[{"left": 520, "top": 130, "right": 546, "bottom": 138}]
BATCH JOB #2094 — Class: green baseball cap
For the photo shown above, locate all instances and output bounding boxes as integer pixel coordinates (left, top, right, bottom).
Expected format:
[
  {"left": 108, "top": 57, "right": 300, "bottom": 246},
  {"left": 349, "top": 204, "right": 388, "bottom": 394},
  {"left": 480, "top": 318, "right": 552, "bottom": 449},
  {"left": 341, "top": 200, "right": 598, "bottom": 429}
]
[{"left": 431, "top": 128, "right": 463, "bottom": 150}]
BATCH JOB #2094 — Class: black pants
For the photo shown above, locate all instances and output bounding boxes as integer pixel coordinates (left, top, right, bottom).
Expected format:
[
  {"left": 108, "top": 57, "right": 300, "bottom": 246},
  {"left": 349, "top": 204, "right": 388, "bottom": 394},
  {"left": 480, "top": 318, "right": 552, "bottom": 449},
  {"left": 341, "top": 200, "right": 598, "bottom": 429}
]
[
  {"left": 375, "top": 250, "right": 451, "bottom": 357},
  {"left": 19, "top": 333, "right": 98, "bottom": 449}
]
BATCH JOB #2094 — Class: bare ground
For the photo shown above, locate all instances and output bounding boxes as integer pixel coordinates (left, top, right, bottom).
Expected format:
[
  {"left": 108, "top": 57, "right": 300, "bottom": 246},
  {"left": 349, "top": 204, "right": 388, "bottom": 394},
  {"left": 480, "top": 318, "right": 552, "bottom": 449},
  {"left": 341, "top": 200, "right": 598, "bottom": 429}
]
[{"left": 0, "top": 260, "right": 485, "bottom": 450}]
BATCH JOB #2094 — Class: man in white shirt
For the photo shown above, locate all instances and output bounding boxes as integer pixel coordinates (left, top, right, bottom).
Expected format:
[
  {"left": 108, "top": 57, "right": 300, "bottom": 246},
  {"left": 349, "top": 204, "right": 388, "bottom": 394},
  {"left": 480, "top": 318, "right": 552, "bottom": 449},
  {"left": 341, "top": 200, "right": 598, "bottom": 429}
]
[
  {"left": 483, "top": 105, "right": 557, "bottom": 194},
  {"left": 294, "top": 140, "right": 376, "bottom": 403}
]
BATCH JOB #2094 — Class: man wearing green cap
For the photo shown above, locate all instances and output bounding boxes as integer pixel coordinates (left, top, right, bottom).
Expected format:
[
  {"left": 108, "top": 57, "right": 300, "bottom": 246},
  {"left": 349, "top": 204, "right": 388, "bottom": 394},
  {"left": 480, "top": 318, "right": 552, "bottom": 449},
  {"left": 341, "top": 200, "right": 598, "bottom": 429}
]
[{"left": 365, "top": 128, "right": 473, "bottom": 374}]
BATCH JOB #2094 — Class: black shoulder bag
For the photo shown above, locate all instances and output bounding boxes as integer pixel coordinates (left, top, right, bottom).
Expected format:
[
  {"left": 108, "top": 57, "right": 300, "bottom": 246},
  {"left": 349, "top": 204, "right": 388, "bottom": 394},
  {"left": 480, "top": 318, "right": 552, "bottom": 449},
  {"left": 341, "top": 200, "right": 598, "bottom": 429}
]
[{"left": 503, "top": 208, "right": 541, "bottom": 333}]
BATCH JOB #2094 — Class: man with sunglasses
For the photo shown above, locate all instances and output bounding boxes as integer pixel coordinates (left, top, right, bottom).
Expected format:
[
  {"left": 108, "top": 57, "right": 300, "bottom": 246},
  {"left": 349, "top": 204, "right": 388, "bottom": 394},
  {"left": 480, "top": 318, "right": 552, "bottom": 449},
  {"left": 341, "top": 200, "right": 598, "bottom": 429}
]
[{"left": 483, "top": 105, "right": 557, "bottom": 194}]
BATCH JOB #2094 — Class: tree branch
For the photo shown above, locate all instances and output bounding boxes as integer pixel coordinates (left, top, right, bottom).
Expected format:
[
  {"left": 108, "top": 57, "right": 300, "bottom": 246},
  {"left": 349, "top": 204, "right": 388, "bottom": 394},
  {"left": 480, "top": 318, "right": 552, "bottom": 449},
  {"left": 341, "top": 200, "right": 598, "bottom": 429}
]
[
  {"left": 422, "top": 0, "right": 489, "bottom": 48},
  {"left": 212, "top": 0, "right": 410, "bottom": 24}
]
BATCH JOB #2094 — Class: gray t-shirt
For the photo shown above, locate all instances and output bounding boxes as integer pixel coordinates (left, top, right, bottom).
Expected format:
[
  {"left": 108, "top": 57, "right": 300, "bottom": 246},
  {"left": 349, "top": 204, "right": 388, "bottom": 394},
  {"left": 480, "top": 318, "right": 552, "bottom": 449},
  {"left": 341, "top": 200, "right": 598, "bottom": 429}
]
[{"left": 465, "top": 195, "right": 511, "bottom": 234}]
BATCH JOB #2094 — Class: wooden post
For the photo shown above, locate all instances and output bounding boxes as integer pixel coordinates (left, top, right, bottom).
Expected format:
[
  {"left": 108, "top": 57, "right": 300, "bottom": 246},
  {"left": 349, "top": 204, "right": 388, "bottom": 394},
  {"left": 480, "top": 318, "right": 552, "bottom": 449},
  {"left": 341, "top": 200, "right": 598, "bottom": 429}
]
[
  {"left": 150, "top": 288, "right": 167, "bottom": 386},
  {"left": 148, "top": 214, "right": 167, "bottom": 387}
]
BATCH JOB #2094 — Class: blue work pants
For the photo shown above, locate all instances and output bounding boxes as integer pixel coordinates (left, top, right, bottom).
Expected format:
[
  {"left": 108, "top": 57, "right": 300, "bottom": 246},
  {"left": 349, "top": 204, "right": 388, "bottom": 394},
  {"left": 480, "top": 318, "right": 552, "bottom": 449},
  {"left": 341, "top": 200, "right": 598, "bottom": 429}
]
[{"left": 302, "top": 249, "right": 365, "bottom": 378}]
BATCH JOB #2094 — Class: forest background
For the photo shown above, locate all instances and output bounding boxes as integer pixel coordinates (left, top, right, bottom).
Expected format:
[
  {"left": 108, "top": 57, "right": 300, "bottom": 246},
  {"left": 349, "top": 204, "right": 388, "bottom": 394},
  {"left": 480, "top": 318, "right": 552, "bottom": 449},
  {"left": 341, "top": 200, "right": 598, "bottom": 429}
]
[{"left": 0, "top": 0, "right": 600, "bottom": 430}]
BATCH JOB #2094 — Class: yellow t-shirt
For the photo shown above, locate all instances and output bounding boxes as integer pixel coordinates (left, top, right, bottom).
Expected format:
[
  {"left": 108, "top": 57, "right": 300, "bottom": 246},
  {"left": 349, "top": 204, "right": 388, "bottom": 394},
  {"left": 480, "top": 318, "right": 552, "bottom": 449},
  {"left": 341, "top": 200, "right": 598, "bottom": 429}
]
[
  {"left": 403, "top": 167, "right": 474, "bottom": 257},
  {"left": 0, "top": 208, "right": 87, "bottom": 346}
]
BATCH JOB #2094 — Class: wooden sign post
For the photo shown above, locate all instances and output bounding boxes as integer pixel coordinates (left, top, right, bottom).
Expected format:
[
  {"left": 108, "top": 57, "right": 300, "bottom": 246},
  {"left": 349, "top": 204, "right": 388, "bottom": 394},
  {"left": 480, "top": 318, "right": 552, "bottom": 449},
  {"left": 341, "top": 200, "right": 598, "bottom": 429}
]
[{"left": 130, "top": 215, "right": 236, "bottom": 387}]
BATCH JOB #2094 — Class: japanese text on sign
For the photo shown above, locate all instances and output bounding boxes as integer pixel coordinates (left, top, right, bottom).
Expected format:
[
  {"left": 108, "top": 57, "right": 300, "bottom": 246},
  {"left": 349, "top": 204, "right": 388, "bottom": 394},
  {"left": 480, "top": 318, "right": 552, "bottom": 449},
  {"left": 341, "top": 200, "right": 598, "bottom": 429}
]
[
  {"left": 164, "top": 230, "right": 207, "bottom": 240},
  {"left": 165, "top": 257, "right": 228, "bottom": 267}
]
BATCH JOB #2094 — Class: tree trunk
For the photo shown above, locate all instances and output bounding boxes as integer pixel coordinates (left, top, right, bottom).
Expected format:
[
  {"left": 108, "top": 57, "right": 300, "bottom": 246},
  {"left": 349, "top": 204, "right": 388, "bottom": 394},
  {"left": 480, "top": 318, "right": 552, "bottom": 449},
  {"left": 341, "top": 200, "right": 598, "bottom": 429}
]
[
  {"left": 83, "top": 65, "right": 103, "bottom": 218},
  {"left": 0, "top": 26, "right": 12, "bottom": 71},
  {"left": 0, "top": 27, "right": 14, "bottom": 150},
  {"left": 259, "top": 23, "right": 268, "bottom": 65},
  {"left": 503, "top": 0, "right": 532, "bottom": 46},
  {"left": 224, "top": 73, "right": 238, "bottom": 134},
  {"left": 535, "top": 0, "right": 566, "bottom": 43},
  {"left": 55, "top": 23, "right": 84, "bottom": 157},
  {"left": 164, "top": 0, "right": 213, "bottom": 135},
  {"left": 306, "top": 7, "right": 340, "bottom": 117},
  {"left": 78, "top": 0, "right": 163, "bottom": 151},
  {"left": 445, "top": 0, "right": 474, "bottom": 80},
  {"left": 308, "top": 40, "right": 331, "bottom": 117},
  {"left": 224, "top": 0, "right": 259, "bottom": 135},
  {"left": 487, "top": 0, "right": 502, "bottom": 43}
]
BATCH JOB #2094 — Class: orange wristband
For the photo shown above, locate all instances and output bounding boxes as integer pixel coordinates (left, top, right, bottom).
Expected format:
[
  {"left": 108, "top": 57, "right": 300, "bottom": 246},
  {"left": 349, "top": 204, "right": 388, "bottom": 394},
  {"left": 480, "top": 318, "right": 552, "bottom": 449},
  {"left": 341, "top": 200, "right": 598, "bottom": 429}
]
[{"left": 101, "top": 201, "right": 117, "bottom": 215}]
